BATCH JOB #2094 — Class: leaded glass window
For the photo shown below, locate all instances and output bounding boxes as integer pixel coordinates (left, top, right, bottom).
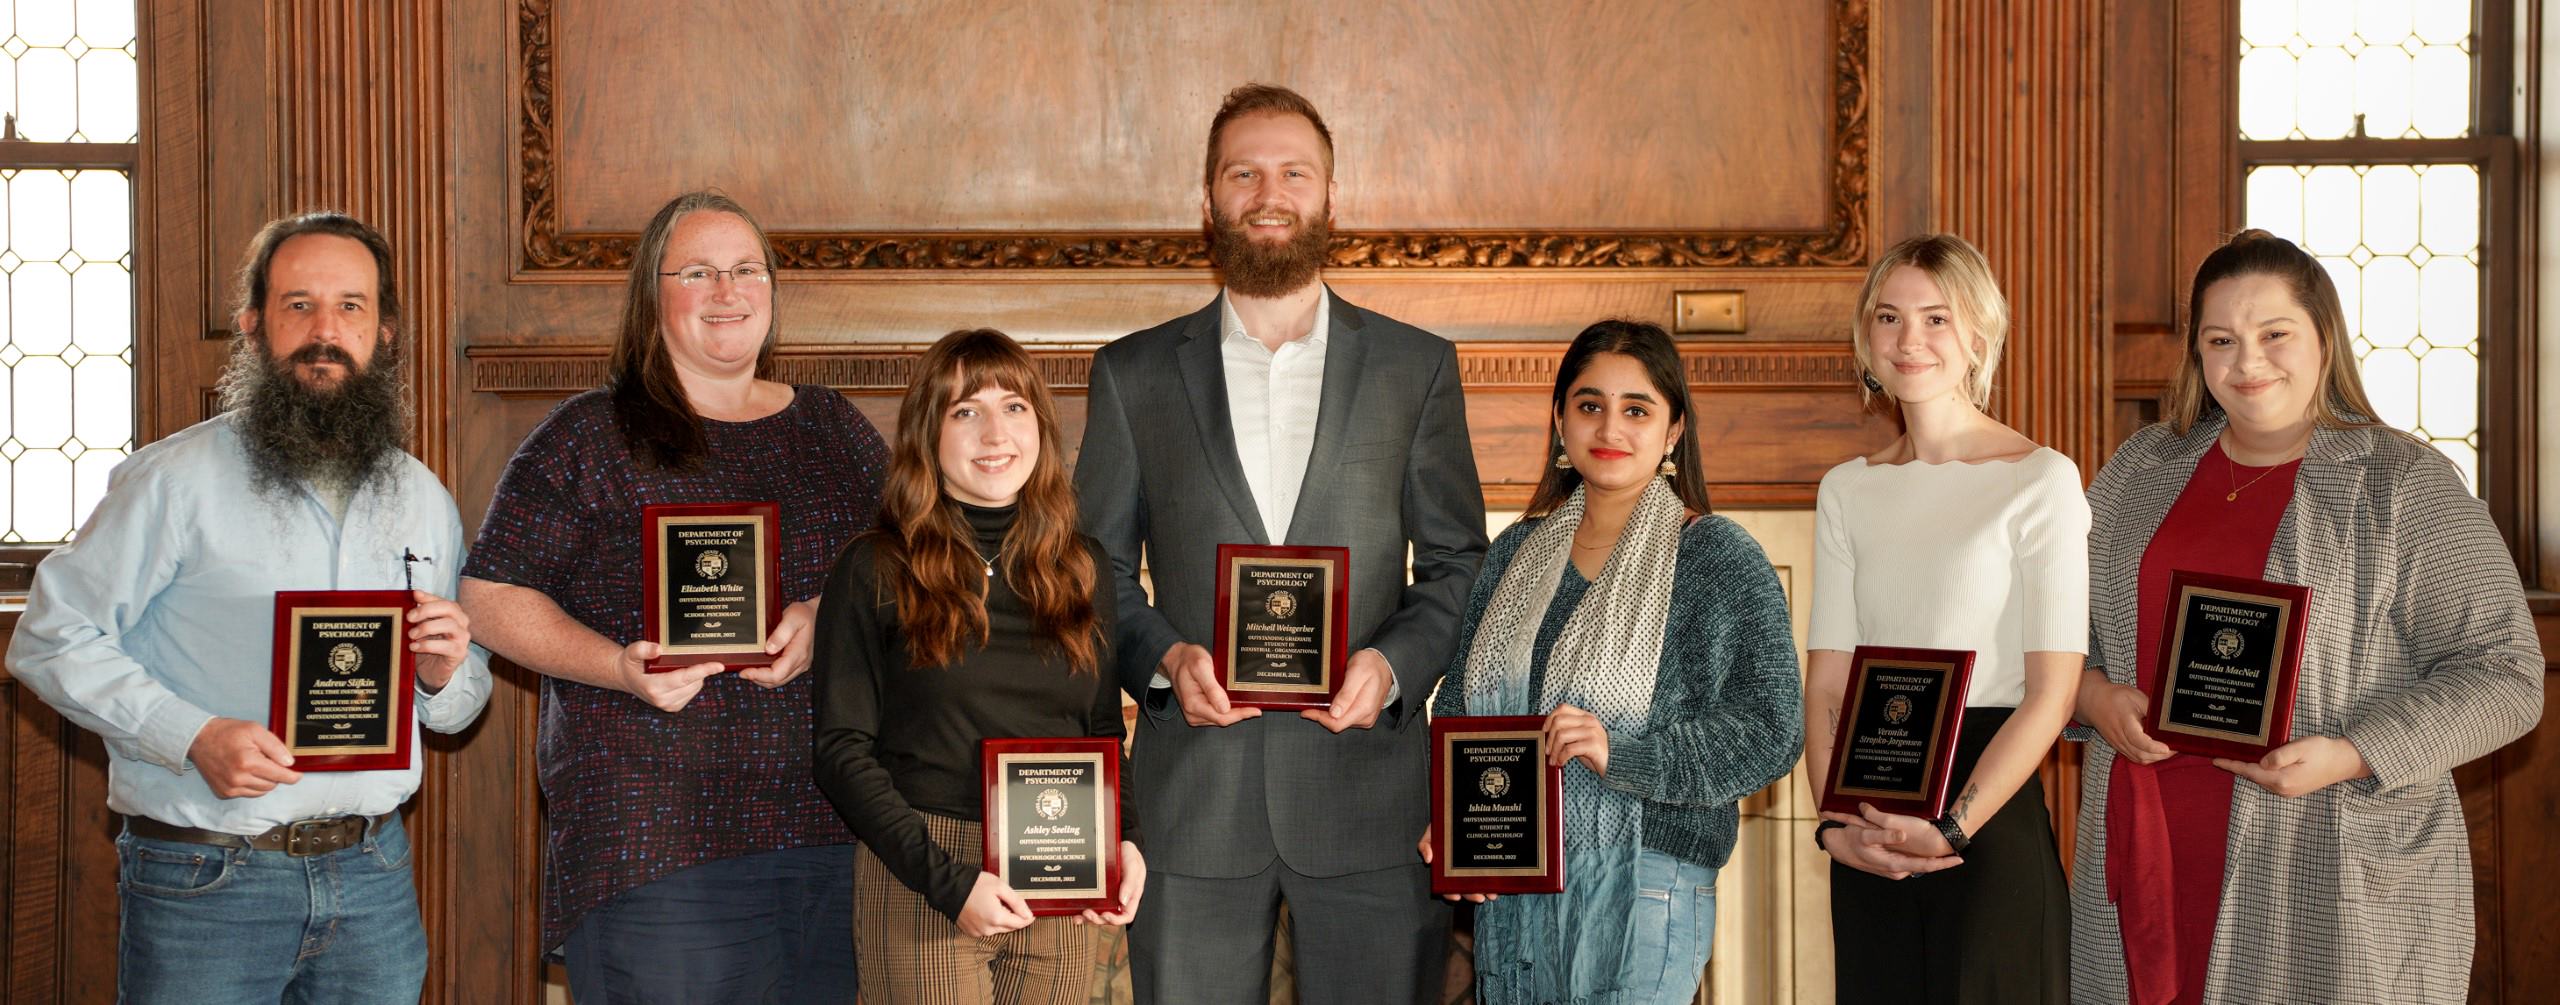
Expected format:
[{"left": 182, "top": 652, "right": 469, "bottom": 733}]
[
  {"left": 2235, "top": 0, "right": 2495, "bottom": 493},
  {"left": 2, "top": 0, "right": 136, "bottom": 543}
]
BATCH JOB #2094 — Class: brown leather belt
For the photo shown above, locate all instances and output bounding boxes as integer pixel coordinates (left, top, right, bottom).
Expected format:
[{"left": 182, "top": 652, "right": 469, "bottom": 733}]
[{"left": 125, "top": 812, "right": 390, "bottom": 857}]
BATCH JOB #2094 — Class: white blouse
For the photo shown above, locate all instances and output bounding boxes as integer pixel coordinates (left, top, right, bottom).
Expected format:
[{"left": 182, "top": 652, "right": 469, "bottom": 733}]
[{"left": 1808, "top": 447, "right": 2091, "bottom": 708}]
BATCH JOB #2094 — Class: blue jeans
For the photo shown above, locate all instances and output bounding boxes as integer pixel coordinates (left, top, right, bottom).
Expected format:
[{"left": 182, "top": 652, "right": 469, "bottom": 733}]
[
  {"left": 565, "top": 844, "right": 857, "bottom": 1004},
  {"left": 117, "top": 813, "right": 427, "bottom": 1005},
  {"left": 1618, "top": 849, "right": 1718, "bottom": 1005}
]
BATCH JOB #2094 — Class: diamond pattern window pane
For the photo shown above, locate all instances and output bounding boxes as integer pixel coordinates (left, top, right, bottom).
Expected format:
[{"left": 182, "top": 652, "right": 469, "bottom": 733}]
[
  {"left": 2245, "top": 163, "right": 2484, "bottom": 490},
  {"left": 4, "top": 0, "right": 140, "bottom": 143},
  {"left": 2238, "top": 0, "right": 2473, "bottom": 140},
  {"left": 3, "top": 168, "right": 133, "bottom": 543}
]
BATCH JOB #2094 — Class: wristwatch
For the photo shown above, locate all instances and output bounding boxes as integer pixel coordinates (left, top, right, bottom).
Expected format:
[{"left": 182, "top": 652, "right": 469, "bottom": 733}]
[{"left": 1932, "top": 815, "right": 1971, "bottom": 854}]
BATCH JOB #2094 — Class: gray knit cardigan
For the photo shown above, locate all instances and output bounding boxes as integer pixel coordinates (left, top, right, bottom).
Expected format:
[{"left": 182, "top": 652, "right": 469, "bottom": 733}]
[{"left": 1433, "top": 514, "right": 1805, "bottom": 868}]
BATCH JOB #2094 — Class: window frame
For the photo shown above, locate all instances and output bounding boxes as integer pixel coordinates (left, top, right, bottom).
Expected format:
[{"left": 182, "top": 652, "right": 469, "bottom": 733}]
[
  {"left": 0, "top": 116, "right": 143, "bottom": 553},
  {"left": 2232, "top": 0, "right": 2534, "bottom": 577}
]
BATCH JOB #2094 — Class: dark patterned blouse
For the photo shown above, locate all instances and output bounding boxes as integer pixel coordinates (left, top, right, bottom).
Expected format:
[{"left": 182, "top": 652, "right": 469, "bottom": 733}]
[{"left": 464, "top": 384, "right": 888, "bottom": 953}]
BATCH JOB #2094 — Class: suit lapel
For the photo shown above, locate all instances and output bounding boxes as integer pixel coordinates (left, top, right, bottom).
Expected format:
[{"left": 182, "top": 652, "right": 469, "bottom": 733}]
[
  {"left": 1283, "top": 288, "right": 1370, "bottom": 545},
  {"left": 1176, "top": 295, "right": 1272, "bottom": 544}
]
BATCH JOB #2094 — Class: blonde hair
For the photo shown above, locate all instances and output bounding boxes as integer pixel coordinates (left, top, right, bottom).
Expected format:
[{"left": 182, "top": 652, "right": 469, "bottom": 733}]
[
  {"left": 1851, "top": 234, "right": 2011, "bottom": 413},
  {"left": 2164, "top": 229, "right": 2383, "bottom": 434}
]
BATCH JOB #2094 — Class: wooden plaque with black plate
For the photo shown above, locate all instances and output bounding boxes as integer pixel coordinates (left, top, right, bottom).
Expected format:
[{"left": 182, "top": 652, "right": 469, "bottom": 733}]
[
  {"left": 1430, "top": 715, "right": 1564, "bottom": 896},
  {"left": 641, "top": 501, "right": 782, "bottom": 671},
  {"left": 2149, "top": 570, "right": 2310, "bottom": 761},
  {"left": 1211, "top": 543, "right": 1349, "bottom": 710},
  {"left": 269, "top": 590, "right": 415, "bottom": 771},
  {"left": 1820, "top": 646, "right": 1975, "bottom": 819},
  {"left": 981, "top": 737, "right": 1123, "bottom": 917}
]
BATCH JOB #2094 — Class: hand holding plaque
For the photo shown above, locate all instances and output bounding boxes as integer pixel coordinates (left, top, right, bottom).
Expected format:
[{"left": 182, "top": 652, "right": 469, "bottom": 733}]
[
  {"left": 2148, "top": 570, "right": 2308, "bottom": 761},
  {"left": 641, "top": 502, "right": 782, "bottom": 671},
  {"left": 269, "top": 590, "right": 415, "bottom": 772},
  {"left": 1429, "top": 716, "right": 1565, "bottom": 896},
  {"left": 981, "top": 738, "right": 1124, "bottom": 917},
  {"left": 1211, "top": 544, "right": 1349, "bottom": 710},
  {"left": 1820, "top": 646, "right": 1974, "bottom": 819}
]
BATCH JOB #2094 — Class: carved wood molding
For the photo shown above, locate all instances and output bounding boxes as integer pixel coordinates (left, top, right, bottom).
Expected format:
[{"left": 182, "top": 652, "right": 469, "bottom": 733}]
[
  {"left": 514, "top": 0, "right": 1870, "bottom": 272},
  {"left": 466, "top": 341, "right": 1859, "bottom": 397}
]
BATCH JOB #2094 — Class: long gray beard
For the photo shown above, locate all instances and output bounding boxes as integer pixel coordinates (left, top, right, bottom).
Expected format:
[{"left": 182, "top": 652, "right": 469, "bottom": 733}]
[{"left": 216, "top": 334, "right": 411, "bottom": 502}]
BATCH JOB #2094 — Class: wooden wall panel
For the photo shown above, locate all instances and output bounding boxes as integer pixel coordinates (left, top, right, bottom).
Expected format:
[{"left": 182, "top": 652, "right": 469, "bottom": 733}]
[
  {"left": 548, "top": 1, "right": 1832, "bottom": 235},
  {"left": 518, "top": 0, "right": 1872, "bottom": 272},
  {"left": 1930, "top": 0, "right": 2105, "bottom": 472}
]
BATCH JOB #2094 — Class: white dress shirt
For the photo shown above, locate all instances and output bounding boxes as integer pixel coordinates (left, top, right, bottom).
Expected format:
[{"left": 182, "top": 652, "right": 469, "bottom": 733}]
[
  {"left": 1219, "top": 290, "right": 1331, "bottom": 544},
  {"left": 1148, "top": 290, "right": 1399, "bottom": 704}
]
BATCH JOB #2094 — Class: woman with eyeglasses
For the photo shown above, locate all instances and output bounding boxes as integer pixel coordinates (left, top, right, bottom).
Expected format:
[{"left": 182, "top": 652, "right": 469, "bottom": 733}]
[
  {"left": 2066, "top": 230, "right": 2540, "bottom": 1003},
  {"left": 460, "top": 191, "right": 888, "bottom": 1002}
]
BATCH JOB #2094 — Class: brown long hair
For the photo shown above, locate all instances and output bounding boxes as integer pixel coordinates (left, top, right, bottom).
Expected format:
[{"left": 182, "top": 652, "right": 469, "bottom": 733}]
[
  {"left": 610, "top": 191, "right": 783, "bottom": 470},
  {"left": 872, "top": 330, "right": 1099, "bottom": 674},
  {"left": 2164, "top": 229, "right": 2384, "bottom": 434},
  {"left": 1521, "top": 320, "right": 1712, "bottom": 518}
]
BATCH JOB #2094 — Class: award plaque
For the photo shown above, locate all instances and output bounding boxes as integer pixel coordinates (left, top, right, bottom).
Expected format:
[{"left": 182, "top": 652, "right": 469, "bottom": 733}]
[
  {"left": 1820, "top": 646, "right": 1975, "bottom": 819},
  {"left": 2149, "top": 570, "right": 2310, "bottom": 761},
  {"left": 1211, "top": 543, "right": 1349, "bottom": 710},
  {"left": 1429, "top": 715, "right": 1564, "bottom": 896},
  {"left": 268, "top": 590, "right": 415, "bottom": 772},
  {"left": 981, "top": 738, "right": 1123, "bottom": 917},
  {"left": 641, "top": 502, "right": 782, "bottom": 671}
]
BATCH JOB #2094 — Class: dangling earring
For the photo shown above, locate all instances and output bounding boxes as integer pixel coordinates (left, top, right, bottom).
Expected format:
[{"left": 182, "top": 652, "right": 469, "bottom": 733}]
[
  {"left": 1657, "top": 457, "right": 1677, "bottom": 477},
  {"left": 1861, "top": 371, "right": 1885, "bottom": 394},
  {"left": 1553, "top": 452, "right": 1573, "bottom": 469}
]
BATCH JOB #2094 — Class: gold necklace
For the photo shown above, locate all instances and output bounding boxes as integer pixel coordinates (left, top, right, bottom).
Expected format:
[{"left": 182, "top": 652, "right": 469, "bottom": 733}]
[{"left": 2224, "top": 451, "right": 2289, "bottom": 501}]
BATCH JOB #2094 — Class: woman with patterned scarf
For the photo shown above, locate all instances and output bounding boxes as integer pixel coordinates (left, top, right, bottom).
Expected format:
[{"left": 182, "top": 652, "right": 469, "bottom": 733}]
[{"left": 1424, "top": 319, "right": 1804, "bottom": 1004}]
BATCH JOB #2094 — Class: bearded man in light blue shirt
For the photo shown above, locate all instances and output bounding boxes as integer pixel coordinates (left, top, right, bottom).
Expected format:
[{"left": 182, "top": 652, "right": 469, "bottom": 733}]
[{"left": 7, "top": 211, "right": 491, "bottom": 1004}]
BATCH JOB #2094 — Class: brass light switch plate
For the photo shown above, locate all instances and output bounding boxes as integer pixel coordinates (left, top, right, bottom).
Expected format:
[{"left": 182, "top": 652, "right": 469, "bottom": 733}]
[{"left": 1673, "top": 291, "right": 1746, "bottom": 334}]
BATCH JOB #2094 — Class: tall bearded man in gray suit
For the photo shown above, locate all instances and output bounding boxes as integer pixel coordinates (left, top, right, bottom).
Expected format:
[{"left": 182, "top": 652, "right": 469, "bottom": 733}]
[{"left": 1075, "top": 83, "right": 1489, "bottom": 1003}]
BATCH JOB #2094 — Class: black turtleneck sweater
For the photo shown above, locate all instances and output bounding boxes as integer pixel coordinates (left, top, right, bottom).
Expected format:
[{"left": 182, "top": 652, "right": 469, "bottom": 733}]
[{"left": 810, "top": 501, "right": 1132, "bottom": 921}]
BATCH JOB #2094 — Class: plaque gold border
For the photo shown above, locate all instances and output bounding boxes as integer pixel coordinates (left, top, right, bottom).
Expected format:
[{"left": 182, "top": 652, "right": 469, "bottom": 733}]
[
  {"left": 1435, "top": 727, "right": 1552, "bottom": 879},
  {"left": 989, "top": 749, "right": 1113, "bottom": 901},
  {"left": 1219, "top": 554, "right": 1338, "bottom": 695},
  {"left": 1827, "top": 656, "right": 1961, "bottom": 804},
  {"left": 2155, "top": 584, "right": 2297, "bottom": 747},
  {"left": 652, "top": 511, "right": 776, "bottom": 658},
  {"left": 280, "top": 605, "right": 406, "bottom": 756}
]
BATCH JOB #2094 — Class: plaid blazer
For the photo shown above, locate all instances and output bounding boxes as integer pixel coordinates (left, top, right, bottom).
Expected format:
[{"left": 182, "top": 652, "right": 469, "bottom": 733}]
[{"left": 2068, "top": 417, "right": 2542, "bottom": 1003}]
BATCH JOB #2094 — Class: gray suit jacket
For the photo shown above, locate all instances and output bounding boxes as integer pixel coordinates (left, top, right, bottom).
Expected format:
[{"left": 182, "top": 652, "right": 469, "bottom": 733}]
[
  {"left": 2068, "top": 417, "right": 2542, "bottom": 1003},
  {"left": 1074, "top": 289, "right": 1489, "bottom": 878}
]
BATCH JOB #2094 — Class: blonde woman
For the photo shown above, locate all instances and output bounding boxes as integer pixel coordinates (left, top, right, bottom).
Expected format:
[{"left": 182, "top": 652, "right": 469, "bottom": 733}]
[
  {"left": 2067, "top": 230, "right": 2539, "bottom": 1003},
  {"left": 1805, "top": 234, "right": 2085, "bottom": 1002}
]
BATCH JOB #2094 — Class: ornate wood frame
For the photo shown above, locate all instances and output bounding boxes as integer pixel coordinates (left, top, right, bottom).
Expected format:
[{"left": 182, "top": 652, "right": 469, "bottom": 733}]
[
  {"left": 514, "top": 0, "right": 1872, "bottom": 272},
  {"left": 464, "top": 341, "right": 1861, "bottom": 397}
]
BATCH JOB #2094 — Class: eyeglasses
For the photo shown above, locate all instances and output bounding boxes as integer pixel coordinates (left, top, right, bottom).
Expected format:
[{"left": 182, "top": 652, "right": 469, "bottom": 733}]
[{"left": 658, "top": 263, "right": 773, "bottom": 288}]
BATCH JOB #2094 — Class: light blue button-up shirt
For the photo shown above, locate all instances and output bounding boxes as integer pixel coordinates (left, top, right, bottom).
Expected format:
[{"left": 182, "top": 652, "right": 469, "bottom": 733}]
[{"left": 6, "top": 413, "right": 492, "bottom": 834}]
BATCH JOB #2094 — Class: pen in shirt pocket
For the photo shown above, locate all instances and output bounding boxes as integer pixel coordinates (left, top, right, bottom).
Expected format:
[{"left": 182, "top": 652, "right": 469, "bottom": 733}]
[{"left": 401, "top": 549, "right": 433, "bottom": 594}]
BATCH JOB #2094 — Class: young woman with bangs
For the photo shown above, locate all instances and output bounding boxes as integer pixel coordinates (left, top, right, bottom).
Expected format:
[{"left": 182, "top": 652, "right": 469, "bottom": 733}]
[{"left": 812, "top": 329, "right": 1144, "bottom": 1004}]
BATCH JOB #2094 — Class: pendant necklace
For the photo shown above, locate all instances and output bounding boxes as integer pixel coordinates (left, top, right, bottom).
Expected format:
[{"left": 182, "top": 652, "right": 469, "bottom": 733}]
[{"left": 2223, "top": 436, "right": 2304, "bottom": 501}]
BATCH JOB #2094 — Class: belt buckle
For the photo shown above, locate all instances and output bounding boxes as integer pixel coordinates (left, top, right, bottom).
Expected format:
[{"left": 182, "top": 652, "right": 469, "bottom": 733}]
[{"left": 284, "top": 815, "right": 360, "bottom": 857}]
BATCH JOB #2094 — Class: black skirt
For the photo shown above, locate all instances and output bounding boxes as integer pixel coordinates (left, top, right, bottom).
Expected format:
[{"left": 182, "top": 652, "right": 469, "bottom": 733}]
[{"left": 1829, "top": 706, "right": 2070, "bottom": 1004}]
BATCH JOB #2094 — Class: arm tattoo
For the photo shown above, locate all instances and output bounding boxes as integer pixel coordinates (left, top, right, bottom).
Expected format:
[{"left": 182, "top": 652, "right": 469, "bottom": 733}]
[{"left": 1951, "top": 782, "right": 1981, "bottom": 827}]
